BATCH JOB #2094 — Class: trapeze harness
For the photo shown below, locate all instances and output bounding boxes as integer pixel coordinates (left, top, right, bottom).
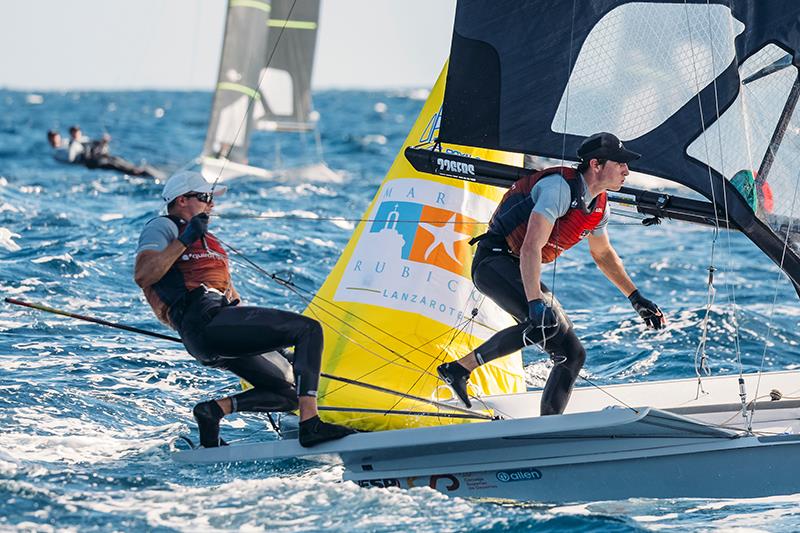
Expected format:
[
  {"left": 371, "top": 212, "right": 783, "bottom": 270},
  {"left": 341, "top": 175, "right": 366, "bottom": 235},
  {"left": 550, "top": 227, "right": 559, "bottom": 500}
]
[
  {"left": 468, "top": 167, "right": 606, "bottom": 415},
  {"left": 142, "top": 215, "right": 323, "bottom": 413}
]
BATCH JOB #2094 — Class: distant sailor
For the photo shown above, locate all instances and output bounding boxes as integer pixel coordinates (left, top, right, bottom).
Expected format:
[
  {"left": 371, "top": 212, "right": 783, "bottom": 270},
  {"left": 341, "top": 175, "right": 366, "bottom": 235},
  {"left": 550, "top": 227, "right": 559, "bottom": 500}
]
[
  {"left": 134, "top": 171, "right": 355, "bottom": 447},
  {"left": 48, "top": 125, "right": 162, "bottom": 179},
  {"left": 68, "top": 125, "right": 106, "bottom": 163},
  {"left": 68, "top": 125, "right": 91, "bottom": 146},
  {"left": 47, "top": 130, "right": 84, "bottom": 164},
  {"left": 438, "top": 132, "right": 667, "bottom": 415}
]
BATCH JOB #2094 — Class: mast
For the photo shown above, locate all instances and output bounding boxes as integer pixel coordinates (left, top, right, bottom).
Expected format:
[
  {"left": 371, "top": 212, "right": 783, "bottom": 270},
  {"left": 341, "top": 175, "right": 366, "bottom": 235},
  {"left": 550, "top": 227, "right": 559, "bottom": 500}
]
[
  {"left": 743, "top": 53, "right": 800, "bottom": 206},
  {"left": 755, "top": 74, "right": 800, "bottom": 192}
]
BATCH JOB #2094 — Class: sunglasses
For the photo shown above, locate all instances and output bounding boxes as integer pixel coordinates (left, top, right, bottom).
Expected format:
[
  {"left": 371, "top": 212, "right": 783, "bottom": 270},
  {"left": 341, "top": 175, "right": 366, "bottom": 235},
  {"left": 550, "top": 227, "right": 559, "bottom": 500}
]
[{"left": 183, "top": 192, "right": 214, "bottom": 204}]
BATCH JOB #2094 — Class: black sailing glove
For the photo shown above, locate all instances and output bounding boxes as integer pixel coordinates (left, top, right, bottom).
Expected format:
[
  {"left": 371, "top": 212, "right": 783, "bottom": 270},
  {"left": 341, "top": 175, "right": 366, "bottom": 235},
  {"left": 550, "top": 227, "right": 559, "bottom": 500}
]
[
  {"left": 628, "top": 290, "right": 666, "bottom": 330},
  {"left": 522, "top": 299, "right": 560, "bottom": 347},
  {"left": 178, "top": 213, "right": 209, "bottom": 247},
  {"left": 528, "top": 299, "right": 559, "bottom": 329}
]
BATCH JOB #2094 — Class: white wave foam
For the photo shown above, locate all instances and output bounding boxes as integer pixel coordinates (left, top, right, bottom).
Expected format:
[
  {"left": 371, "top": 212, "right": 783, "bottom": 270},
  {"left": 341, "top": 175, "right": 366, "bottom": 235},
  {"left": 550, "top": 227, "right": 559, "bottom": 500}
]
[
  {"left": 31, "top": 253, "right": 74, "bottom": 264},
  {"left": 2, "top": 407, "right": 182, "bottom": 465},
  {"left": 277, "top": 163, "right": 345, "bottom": 184},
  {"left": 331, "top": 219, "right": 354, "bottom": 230},
  {"left": 524, "top": 360, "right": 551, "bottom": 388},
  {"left": 617, "top": 349, "right": 660, "bottom": 378},
  {"left": 268, "top": 183, "right": 338, "bottom": 199},
  {"left": 300, "top": 237, "right": 336, "bottom": 248},
  {"left": 51, "top": 467, "right": 517, "bottom": 531},
  {"left": 0, "top": 227, "right": 21, "bottom": 251},
  {"left": 360, "top": 134, "right": 387, "bottom": 146}
]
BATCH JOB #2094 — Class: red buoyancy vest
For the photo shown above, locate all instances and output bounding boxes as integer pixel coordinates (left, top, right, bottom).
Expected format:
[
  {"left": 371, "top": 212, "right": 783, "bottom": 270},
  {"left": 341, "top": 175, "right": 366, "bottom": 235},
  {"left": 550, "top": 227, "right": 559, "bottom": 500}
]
[
  {"left": 487, "top": 167, "right": 607, "bottom": 263},
  {"left": 143, "top": 216, "right": 233, "bottom": 328}
]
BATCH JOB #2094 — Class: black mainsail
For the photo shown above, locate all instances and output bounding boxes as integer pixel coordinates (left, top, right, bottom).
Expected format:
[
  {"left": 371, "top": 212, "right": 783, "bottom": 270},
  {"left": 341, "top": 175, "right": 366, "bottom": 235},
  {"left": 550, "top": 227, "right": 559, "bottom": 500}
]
[{"left": 431, "top": 0, "right": 800, "bottom": 289}]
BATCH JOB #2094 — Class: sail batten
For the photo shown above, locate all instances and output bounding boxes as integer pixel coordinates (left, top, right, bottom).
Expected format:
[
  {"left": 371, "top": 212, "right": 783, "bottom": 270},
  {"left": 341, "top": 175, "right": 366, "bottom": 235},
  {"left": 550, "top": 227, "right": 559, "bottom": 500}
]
[
  {"left": 267, "top": 19, "right": 317, "bottom": 30},
  {"left": 229, "top": 0, "right": 271, "bottom": 12}
]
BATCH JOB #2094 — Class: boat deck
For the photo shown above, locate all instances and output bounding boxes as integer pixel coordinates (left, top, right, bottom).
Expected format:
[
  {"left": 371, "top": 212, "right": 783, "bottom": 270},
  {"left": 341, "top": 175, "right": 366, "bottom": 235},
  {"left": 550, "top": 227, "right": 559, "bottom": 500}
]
[{"left": 480, "top": 370, "right": 800, "bottom": 434}]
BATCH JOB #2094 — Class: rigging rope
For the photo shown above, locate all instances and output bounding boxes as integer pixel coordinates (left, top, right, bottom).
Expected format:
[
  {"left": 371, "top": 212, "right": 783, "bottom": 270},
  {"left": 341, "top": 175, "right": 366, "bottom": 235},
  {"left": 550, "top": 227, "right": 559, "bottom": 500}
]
[
  {"left": 576, "top": 375, "right": 639, "bottom": 414},
  {"left": 751, "top": 166, "right": 800, "bottom": 427},
  {"left": 219, "top": 236, "right": 466, "bottom": 375},
  {"left": 214, "top": 212, "right": 491, "bottom": 225},
  {"left": 3, "top": 297, "right": 490, "bottom": 422},
  {"left": 316, "top": 314, "right": 476, "bottom": 401},
  {"left": 547, "top": 0, "right": 580, "bottom": 321},
  {"left": 710, "top": 2, "right": 748, "bottom": 424},
  {"left": 677, "top": 1, "right": 800, "bottom": 432},
  {"left": 681, "top": 0, "right": 749, "bottom": 403}
]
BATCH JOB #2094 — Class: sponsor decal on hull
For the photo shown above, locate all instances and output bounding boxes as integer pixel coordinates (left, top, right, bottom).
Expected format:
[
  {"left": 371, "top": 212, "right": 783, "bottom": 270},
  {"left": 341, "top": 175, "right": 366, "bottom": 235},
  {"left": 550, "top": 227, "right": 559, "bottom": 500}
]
[
  {"left": 496, "top": 468, "right": 543, "bottom": 482},
  {"left": 356, "top": 478, "right": 402, "bottom": 489},
  {"left": 358, "top": 474, "right": 461, "bottom": 492},
  {"left": 436, "top": 157, "right": 476, "bottom": 176}
]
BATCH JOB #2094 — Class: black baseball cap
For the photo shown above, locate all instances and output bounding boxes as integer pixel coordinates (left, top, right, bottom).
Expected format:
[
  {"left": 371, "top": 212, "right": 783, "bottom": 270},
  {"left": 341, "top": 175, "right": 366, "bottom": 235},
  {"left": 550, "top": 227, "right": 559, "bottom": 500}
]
[{"left": 577, "top": 132, "right": 640, "bottom": 163}]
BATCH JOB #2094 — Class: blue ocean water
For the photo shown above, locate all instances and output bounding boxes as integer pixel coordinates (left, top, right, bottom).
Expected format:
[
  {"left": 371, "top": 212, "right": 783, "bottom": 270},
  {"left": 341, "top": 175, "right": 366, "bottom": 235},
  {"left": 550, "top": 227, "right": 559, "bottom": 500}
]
[{"left": 1, "top": 88, "right": 799, "bottom": 531}]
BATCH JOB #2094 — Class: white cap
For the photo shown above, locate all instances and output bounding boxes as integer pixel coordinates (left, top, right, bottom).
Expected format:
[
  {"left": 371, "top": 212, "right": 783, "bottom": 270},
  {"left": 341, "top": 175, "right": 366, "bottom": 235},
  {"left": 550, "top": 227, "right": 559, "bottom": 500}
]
[{"left": 161, "top": 171, "right": 227, "bottom": 204}]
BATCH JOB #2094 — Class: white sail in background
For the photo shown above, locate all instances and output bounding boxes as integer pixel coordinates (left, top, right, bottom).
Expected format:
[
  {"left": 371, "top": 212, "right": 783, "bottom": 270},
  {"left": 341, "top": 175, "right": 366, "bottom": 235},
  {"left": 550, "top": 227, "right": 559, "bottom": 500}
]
[
  {"left": 202, "top": 0, "right": 271, "bottom": 169},
  {"left": 201, "top": 0, "right": 322, "bottom": 181},
  {"left": 255, "top": 0, "right": 321, "bottom": 132}
]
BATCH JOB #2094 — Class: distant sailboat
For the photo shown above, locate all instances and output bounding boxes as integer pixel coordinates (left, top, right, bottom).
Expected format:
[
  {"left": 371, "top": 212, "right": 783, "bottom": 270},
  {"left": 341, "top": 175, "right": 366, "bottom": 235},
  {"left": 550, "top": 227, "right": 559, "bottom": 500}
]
[{"left": 201, "top": 0, "right": 338, "bottom": 182}]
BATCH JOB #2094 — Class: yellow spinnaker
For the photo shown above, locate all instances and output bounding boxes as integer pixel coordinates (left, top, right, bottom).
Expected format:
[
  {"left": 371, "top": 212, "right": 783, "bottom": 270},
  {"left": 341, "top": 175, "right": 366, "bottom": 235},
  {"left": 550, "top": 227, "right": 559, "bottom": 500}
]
[{"left": 305, "top": 63, "right": 525, "bottom": 431}]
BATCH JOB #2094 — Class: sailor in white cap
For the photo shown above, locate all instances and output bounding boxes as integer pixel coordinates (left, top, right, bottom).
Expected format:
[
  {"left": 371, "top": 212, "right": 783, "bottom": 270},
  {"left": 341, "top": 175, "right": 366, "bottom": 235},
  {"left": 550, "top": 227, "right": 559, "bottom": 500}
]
[{"left": 134, "top": 171, "right": 355, "bottom": 448}]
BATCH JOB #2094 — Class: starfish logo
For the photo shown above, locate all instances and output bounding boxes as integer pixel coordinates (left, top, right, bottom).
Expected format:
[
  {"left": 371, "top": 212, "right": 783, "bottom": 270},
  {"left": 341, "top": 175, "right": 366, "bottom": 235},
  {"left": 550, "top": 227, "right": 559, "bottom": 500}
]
[{"left": 409, "top": 206, "right": 474, "bottom": 275}]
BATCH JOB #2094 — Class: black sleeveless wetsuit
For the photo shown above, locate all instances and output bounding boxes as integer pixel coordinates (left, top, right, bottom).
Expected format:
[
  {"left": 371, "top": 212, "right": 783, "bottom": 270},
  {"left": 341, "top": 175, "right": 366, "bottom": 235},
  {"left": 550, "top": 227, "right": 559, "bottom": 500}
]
[
  {"left": 139, "top": 215, "right": 323, "bottom": 416},
  {"left": 176, "top": 288, "right": 323, "bottom": 413}
]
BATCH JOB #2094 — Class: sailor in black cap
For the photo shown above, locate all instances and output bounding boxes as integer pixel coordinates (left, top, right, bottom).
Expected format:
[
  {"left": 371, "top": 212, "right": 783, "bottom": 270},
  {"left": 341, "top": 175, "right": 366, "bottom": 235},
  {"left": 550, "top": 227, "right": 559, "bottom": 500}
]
[{"left": 438, "top": 132, "right": 666, "bottom": 415}]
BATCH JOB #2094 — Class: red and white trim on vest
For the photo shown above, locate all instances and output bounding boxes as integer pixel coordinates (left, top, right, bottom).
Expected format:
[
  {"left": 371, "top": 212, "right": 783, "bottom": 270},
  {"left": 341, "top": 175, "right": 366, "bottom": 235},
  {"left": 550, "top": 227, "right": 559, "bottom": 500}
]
[{"left": 490, "top": 166, "right": 607, "bottom": 263}]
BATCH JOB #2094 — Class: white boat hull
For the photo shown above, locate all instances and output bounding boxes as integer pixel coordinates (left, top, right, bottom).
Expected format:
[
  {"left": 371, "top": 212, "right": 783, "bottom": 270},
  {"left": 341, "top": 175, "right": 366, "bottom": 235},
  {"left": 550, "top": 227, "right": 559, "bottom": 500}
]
[
  {"left": 201, "top": 157, "right": 275, "bottom": 182},
  {"left": 200, "top": 157, "right": 343, "bottom": 183},
  {"left": 353, "top": 433, "right": 800, "bottom": 501},
  {"left": 173, "top": 370, "right": 800, "bottom": 501}
]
